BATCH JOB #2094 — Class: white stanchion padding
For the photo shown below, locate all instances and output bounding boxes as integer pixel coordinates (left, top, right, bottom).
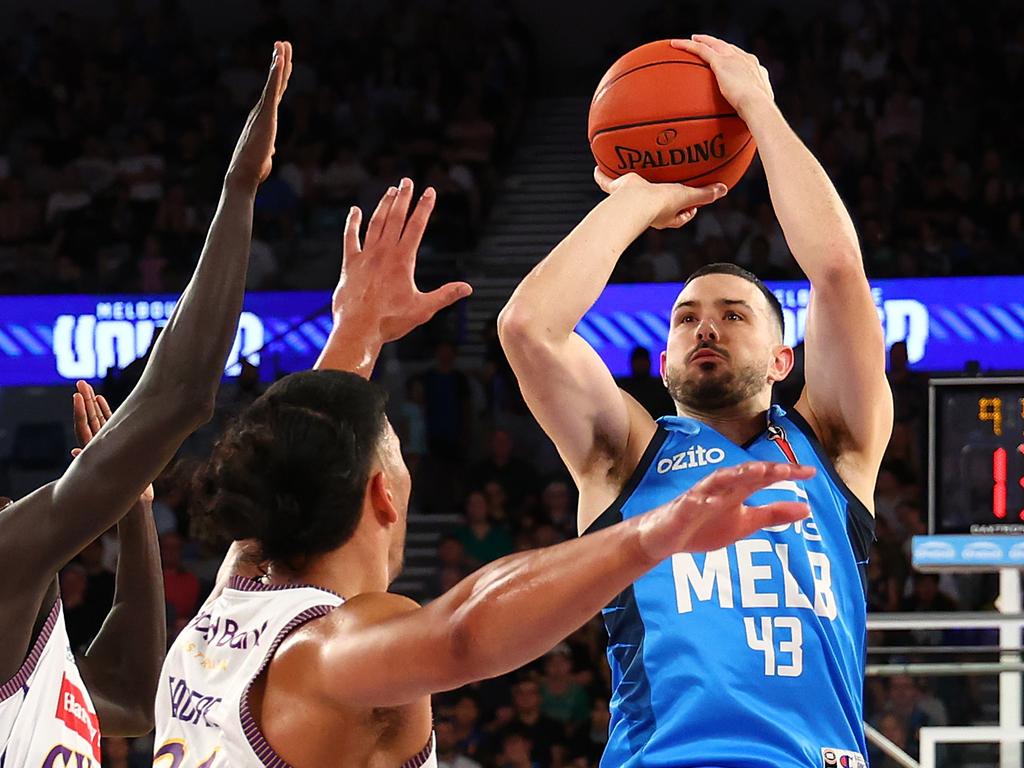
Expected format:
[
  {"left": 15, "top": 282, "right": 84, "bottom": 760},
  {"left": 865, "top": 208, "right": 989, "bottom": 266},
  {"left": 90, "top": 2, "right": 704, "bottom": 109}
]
[{"left": 919, "top": 727, "right": 1024, "bottom": 768}]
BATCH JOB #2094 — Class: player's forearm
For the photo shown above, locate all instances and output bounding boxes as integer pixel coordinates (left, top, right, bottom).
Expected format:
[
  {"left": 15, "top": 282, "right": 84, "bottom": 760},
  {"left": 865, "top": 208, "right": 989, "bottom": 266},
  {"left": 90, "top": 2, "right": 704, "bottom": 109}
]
[
  {"left": 741, "top": 99, "right": 864, "bottom": 281},
  {"left": 81, "top": 499, "right": 164, "bottom": 735},
  {"left": 314, "top": 313, "right": 384, "bottom": 379},
  {"left": 439, "top": 515, "right": 656, "bottom": 684},
  {"left": 133, "top": 184, "right": 256, "bottom": 414},
  {"left": 499, "top": 189, "right": 655, "bottom": 342}
]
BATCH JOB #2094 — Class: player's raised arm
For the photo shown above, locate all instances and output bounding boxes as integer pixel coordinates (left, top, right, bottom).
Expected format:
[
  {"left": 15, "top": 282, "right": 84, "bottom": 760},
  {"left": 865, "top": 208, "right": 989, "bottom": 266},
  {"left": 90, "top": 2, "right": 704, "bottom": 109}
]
[
  {"left": 287, "top": 461, "right": 814, "bottom": 707},
  {"left": 673, "top": 35, "right": 892, "bottom": 501},
  {"left": 498, "top": 174, "right": 726, "bottom": 524},
  {"left": 0, "top": 42, "right": 293, "bottom": 680},
  {"left": 69, "top": 384, "right": 164, "bottom": 736}
]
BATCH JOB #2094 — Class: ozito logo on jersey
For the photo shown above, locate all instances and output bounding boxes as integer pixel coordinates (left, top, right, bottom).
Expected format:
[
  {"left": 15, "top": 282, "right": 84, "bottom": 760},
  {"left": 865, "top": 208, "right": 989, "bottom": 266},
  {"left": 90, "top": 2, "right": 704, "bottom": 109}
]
[
  {"left": 821, "top": 747, "right": 866, "bottom": 768},
  {"left": 55, "top": 674, "right": 101, "bottom": 762},
  {"left": 656, "top": 445, "right": 725, "bottom": 474}
]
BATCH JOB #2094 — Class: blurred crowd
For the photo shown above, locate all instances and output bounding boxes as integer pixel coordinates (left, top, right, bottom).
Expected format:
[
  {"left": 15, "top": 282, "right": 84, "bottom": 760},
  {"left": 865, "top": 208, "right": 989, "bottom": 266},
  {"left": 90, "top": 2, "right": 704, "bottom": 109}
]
[
  {"left": 0, "top": 0, "right": 531, "bottom": 295},
  {"left": 9, "top": 0, "right": 1021, "bottom": 765}
]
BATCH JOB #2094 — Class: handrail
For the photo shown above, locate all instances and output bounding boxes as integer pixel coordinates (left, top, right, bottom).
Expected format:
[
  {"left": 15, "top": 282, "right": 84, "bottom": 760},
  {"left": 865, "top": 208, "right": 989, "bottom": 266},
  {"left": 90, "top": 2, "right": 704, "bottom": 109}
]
[
  {"left": 864, "top": 722, "right": 919, "bottom": 768},
  {"left": 867, "top": 661, "right": 1024, "bottom": 676},
  {"left": 868, "top": 612, "right": 1024, "bottom": 630}
]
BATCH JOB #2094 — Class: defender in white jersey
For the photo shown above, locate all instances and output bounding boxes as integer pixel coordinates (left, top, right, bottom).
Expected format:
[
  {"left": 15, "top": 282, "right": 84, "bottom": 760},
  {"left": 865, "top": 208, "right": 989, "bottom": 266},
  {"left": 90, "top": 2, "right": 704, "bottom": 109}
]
[
  {"left": 154, "top": 178, "right": 817, "bottom": 768},
  {"left": 0, "top": 40, "right": 293, "bottom": 764},
  {"left": 0, "top": 600, "right": 102, "bottom": 767},
  {"left": 499, "top": 34, "right": 893, "bottom": 768}
]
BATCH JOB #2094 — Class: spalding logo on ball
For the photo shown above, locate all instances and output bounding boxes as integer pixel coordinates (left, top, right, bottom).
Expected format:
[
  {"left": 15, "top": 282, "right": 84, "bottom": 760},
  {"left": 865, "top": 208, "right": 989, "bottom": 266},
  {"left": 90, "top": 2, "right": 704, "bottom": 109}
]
[{"left": 588, "top": 39, "right": 757, "bottom": 189}]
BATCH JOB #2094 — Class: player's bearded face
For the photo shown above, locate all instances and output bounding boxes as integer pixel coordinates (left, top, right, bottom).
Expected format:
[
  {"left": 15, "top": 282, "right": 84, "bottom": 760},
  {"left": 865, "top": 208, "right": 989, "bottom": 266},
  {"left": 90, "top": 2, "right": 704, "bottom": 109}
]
[{"left": 665, "top": 353, "right": 766, "bottom": 411}]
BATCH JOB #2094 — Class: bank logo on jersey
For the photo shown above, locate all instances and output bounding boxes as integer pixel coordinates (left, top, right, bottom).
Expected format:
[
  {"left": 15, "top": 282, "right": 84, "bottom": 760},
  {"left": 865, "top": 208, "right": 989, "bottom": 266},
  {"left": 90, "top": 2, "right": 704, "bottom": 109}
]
[
  {"left": 656, "top": 445, "right": 725, "bottom": 474},
  {"left": 822, "top": 747, "right": 866, "bottom": 768},
  {"left": 55, "top": 674, "right": 101, "bottom": 762}
]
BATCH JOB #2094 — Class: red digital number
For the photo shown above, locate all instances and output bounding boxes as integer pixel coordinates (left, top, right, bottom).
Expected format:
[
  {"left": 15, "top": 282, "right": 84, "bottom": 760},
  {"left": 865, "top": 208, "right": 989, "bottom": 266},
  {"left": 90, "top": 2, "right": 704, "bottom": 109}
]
[{"left": 993, "top": 447, "right": 1007, "bottom": 519}]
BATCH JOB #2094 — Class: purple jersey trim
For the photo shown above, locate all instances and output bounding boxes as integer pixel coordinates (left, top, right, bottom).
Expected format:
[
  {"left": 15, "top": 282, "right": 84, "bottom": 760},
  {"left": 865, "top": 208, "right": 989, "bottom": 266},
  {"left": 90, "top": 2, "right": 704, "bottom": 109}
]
[
  {"left": 0, "top": 598, "right": 61, "bottom": 702},
  {"left": 237, "top": 600, "right": 435, "bottom": 768},
  {"left": 239, "top": 604, "right": 336, "bottom": 767},
  {"left": 400, "top": 735, "right": 436, "bottom": 768},
  {"left": 228, "top": 575, "right": 344, "bottom": 600}
]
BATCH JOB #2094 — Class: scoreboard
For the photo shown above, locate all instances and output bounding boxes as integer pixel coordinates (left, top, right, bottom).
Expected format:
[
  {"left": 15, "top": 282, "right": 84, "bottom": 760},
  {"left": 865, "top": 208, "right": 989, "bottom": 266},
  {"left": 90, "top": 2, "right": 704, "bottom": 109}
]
[{"left": 929, "top": 377, "right": 1024, "bottom": 534}]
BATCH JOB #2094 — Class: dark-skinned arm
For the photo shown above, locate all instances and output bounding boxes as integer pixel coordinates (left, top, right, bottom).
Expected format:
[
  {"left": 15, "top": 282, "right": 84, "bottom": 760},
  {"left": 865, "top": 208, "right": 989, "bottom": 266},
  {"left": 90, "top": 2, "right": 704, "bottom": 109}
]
[
  {"left": 0, "top": 42, "right": 294, "bottom": 685},
  {"left": 69, "top": 384, "right": 164, "bottom": 736}
]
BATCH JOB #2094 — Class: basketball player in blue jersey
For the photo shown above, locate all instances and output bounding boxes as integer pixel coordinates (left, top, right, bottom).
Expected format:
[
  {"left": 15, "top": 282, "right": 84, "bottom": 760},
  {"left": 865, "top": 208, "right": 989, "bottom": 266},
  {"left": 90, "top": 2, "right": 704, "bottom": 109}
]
[
  {"left": 499, "top": 33, "right": 893, "bottom": 768},
  {"left": 0, "top": 41, "right": 293, "bottom": 765}
]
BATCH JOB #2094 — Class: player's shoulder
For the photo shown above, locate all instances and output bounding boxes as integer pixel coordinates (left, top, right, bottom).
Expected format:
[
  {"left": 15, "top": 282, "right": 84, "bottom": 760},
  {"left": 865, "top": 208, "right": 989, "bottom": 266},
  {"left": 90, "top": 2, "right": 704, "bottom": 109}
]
[
  {"left": 267, "top": 593, "right": 422, "bottom": 691},
  {"left": 278, "top": 592, "right": 420, "bottom": 655}
]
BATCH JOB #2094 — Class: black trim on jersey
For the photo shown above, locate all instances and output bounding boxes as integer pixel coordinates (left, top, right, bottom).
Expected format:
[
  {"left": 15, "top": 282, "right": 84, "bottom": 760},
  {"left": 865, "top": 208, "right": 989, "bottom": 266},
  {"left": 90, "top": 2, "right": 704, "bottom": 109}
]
[
  {"left": 580, "top": 427, "right": 665, "bottom": 753},
  {"left": 740, "top": 427, "right": 767, "bottom": 450},
  {"left": 582, "top": 427, "right": 669, "bottom": 535},
  {"left": 784, "top": 407, "right": 875, "bottom": 594}
]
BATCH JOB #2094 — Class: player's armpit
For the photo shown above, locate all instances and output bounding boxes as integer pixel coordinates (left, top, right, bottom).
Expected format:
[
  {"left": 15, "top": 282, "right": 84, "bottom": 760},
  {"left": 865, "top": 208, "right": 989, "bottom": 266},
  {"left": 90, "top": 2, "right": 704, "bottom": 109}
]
[{"left": 796, "top": 271, "right": 893, "bottom": 501}]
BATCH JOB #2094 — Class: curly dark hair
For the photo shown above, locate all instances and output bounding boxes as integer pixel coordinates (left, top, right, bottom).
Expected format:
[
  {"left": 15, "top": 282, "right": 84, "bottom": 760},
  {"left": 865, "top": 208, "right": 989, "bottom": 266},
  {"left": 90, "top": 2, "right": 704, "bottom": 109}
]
[{"left": 192, "top": 370, "right": 388, "bottom": 570}]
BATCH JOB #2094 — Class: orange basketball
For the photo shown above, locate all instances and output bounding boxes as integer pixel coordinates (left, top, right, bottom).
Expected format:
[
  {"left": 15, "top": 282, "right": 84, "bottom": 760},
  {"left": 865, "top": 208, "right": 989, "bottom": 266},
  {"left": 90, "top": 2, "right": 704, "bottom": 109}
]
[{"left": 588, "top": 40, "right": 756, "bottom": 189}]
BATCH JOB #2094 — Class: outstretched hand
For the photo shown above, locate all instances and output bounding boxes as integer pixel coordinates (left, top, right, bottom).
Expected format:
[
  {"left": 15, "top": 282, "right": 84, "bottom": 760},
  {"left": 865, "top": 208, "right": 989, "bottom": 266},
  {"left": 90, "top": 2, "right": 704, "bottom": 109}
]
[
  {"left": 594, "top": 167, "right": 728, "bottom": 230},
  {"left": 333, "top": 177, "right": 473, "bottom": 344},
  {"left": 224, "top": 40, "right": 294, "bottom": 192},
  {"left": 639, "top": 461, "right": 814, "bottom": 562},
  {"left": 72, "top": 381, "right": 154, "bottom": 505}
]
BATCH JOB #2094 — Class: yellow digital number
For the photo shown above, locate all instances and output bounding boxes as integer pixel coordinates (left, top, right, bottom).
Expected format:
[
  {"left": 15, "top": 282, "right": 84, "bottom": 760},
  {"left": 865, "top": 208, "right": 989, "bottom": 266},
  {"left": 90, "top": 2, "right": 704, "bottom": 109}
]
[{"left": 979, "top": 397, "right": 1003, "bottom": 436}]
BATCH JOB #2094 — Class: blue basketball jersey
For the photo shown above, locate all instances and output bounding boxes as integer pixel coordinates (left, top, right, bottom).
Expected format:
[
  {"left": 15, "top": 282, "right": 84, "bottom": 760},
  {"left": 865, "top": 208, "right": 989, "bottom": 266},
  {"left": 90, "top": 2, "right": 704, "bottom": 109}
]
[{"left": 585, "top": 405, "right": 874, "bottom": 768}]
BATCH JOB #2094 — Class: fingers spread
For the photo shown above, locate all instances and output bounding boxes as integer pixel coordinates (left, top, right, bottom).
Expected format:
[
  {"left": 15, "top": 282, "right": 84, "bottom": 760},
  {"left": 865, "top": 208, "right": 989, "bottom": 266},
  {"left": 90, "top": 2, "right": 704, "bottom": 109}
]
[
  {"left": 380, "top": 177, "right": 415, "bottom": 244},
  {"left": 424, "top": 282, "right": 473, "bottom": 316},
  {"left": 400, "top": 187, "right": 437, "bottom": 256},
  {"left": 364, "top": 186, "right": 398, "bottom": 249}
]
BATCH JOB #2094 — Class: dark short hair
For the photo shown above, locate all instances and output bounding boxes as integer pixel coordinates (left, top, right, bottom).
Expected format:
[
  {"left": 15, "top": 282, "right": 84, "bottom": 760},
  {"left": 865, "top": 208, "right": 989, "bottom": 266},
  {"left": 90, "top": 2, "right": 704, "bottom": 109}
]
[
  {"left": 192, "top": 370, "right": 388, "bottom": 570},
  {"left": 685, "top": 262, "right": 785, "bottom": 339}
]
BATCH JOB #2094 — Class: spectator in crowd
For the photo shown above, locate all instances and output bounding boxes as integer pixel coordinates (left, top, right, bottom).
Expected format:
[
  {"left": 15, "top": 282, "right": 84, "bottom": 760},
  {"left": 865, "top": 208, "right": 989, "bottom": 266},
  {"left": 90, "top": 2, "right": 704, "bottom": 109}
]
[
  {"left": 539, "top": 643, "right": 591, "bottom": 728},
  {"left": 436, "top": 718, "right": 483, "bottom": 768},
  {"left": 454, "top": 490, "right": 514, "bottom": 569},
  {"left": 470, "top": 429, "right": 540, "bottom": 515},
  {"left": 160, "top": 531, "right": 200, "bottom": 625},
  {"left": 490, "top": 680, "right": 566, "bottom": 768},
  {"left": 496, "top": 730, "right": 541, "bottom": 768}
]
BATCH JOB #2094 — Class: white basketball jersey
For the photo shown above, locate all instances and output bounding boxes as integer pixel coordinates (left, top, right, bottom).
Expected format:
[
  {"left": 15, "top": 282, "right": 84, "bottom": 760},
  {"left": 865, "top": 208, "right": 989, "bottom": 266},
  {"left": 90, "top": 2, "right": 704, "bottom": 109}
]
[
  {"left": 154, "top": 576, "right": 437, "bottom": 768},
  {"left": 0, "top": 599, "right": 103, "bottom": 767}
]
